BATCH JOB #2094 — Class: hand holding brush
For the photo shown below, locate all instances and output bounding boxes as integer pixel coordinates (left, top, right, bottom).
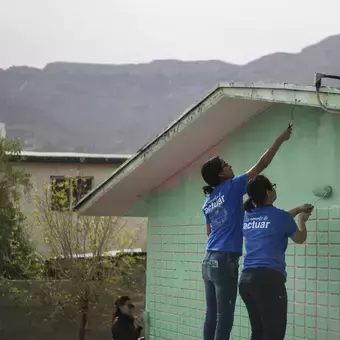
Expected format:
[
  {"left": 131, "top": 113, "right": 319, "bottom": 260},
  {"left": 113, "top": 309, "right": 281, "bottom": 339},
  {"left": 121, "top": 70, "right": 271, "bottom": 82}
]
[{"left": 288, "top": 204, "right": 314, "bottom": 218}]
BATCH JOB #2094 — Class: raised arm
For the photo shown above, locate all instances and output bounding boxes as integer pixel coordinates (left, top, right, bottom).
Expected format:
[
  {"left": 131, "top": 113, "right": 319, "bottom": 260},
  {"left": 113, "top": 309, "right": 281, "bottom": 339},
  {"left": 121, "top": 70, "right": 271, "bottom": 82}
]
[{"left": 246, "top": 126, "right": 292, "bottom": 180}]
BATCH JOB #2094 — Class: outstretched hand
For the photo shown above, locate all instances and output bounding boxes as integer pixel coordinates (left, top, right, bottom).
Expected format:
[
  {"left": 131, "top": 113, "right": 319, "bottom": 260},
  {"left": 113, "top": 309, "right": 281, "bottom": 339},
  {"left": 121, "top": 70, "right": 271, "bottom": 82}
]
[{"left": 277, "top": 125, "right": 293, "bottom": 143}]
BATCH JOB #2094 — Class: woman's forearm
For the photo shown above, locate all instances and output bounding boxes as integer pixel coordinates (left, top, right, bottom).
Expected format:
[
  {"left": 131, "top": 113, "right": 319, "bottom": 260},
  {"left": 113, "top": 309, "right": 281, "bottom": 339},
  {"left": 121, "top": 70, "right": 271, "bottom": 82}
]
[
  {"left": 288, "top": 207, "right": 301, "bottom": 218},
  {"left": 246, "top": 137, "right": 285, "bottom": 180},
  {"left": 297, "top": 219, "right": 307, "bottom": 242}
]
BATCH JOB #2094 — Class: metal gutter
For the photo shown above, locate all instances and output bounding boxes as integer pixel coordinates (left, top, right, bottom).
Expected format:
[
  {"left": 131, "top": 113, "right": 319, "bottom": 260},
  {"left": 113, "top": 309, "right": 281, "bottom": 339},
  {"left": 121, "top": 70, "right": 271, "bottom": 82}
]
[{"left": 17, "top": 151, "right": 132, "bottom": 165}]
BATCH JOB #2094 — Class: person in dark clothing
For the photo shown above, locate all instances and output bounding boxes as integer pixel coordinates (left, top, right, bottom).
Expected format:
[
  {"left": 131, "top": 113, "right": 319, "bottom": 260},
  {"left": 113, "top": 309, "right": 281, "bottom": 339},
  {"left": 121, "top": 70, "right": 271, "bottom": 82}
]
[
  {"left": 111, "top": 296, "right": 143, "bottom": 340},
  {"left": 239, "top": 175, "right": 313, "bottom": 340}
]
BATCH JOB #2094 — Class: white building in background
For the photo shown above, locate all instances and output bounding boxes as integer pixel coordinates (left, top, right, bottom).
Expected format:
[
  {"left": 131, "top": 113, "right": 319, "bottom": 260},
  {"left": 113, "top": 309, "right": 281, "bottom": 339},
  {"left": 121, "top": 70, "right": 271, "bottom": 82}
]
[
  {"left": 12, "top": 151, "right": 147, "bottom": 257},
  {"left": 0, "top": 122, "right": 6, "bottom": 139}
]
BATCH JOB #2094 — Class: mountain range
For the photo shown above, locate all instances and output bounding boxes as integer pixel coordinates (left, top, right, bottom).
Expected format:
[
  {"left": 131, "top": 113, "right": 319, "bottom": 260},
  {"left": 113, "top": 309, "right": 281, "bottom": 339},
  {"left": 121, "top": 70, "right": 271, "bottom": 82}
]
[{"left": 1, "top": 34, "right": 340, "bottom": 153}]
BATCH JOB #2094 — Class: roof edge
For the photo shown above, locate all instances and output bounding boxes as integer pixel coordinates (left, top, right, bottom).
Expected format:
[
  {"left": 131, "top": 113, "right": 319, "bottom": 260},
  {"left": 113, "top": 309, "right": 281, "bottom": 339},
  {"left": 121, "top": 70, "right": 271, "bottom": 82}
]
[
  {"left": 218, "top": 82, "right": 340, "bottom": 93},
  {"left": 74, "top": 85, "right": 222, "bottom": 212},
  {"left": 74, "top": 82, "right": 340, "bottom": 213}
]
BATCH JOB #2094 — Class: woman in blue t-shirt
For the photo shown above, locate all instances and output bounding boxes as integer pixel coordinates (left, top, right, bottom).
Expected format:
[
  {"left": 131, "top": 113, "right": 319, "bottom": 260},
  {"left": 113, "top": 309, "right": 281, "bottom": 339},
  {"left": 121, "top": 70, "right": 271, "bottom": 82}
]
[
  {"left": 200, "top": 126, "right": 292, "bottom": 340},
  {"left": 240, "top": 175, "right": 313, "bottom": 340}
]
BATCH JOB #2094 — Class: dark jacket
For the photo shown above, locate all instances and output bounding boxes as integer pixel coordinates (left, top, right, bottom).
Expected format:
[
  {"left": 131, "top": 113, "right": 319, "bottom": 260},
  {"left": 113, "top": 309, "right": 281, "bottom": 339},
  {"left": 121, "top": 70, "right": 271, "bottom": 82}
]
[{"left": 112, "top": 314, "right": 143, "bottom": 340}]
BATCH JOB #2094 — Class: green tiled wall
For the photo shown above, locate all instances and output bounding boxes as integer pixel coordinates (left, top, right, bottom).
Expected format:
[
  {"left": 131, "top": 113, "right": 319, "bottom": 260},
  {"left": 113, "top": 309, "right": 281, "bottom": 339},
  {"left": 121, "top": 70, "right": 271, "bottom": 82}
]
[
  {"left": 147, "top": 223, "right": 206, "bottom": 340},
  {"left": 146, "top": 208, "right": 340, "bottom": 340},
  {"left": 143, "top": 105, "right": 340, "bottom": 340}
]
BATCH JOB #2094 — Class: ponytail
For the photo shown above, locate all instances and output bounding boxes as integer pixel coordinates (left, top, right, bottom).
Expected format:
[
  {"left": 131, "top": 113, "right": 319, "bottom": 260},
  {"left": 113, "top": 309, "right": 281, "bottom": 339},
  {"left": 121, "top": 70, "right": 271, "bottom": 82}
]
[
  {"left": 243, "top": 197, "right": 255, "bottom": 212},
  {"left": 203, "top": 186, "right": 214, "bottom": 196},
  {"left": 244, "top": 175, "right": 273, "bottom": 211}
]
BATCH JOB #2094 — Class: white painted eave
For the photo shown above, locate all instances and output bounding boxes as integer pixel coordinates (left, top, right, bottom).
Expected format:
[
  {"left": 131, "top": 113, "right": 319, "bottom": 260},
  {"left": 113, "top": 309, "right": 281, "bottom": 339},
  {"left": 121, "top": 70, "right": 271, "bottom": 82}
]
[{"left": 74, "top": 82, "right": 340, "bottom": 216}]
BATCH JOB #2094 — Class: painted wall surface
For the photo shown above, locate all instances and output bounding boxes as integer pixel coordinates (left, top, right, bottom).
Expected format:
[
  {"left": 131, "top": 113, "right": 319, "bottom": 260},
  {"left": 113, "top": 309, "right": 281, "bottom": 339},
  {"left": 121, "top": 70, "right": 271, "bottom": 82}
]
[
  {"left": 15, "top": 162, "right": 147, "bottom": 256},
  {"left": 144, "top": 104, "right": 340, "bottom": 340}
]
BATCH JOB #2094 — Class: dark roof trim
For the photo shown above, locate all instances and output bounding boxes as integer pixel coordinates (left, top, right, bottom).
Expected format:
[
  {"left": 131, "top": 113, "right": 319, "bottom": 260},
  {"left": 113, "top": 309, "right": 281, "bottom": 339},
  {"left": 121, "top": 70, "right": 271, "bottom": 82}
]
[{"left": 16, "top": 151, "right": 132, "bottom": 165}]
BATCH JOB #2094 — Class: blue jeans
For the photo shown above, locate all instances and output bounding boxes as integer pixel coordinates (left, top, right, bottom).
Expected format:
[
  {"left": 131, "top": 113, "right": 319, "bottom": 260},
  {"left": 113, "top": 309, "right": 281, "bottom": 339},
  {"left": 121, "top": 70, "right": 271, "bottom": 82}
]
[{"left": 202, "top": 251, "right": 240, "bottom": 340}]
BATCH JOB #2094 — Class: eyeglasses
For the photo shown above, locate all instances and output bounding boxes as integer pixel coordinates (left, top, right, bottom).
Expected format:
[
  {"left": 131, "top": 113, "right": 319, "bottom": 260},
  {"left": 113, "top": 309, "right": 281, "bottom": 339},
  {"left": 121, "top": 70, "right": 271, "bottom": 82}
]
[
  {"left": 220, "top": 161, "right": 230, "bottom": 169},
  {"left": 272, "top": 183, "right": 277, "bottom": 189}
]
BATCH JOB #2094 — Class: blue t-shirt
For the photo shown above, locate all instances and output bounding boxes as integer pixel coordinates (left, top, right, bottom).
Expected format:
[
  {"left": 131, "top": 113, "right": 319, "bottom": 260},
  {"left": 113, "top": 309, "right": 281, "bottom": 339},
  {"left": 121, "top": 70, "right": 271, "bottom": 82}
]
[
  {"left": 243, "top": 205, "right": 298, "bottom": 277},
  {"left": 202, "top": 174, "right": 248, "bottom": 253}
]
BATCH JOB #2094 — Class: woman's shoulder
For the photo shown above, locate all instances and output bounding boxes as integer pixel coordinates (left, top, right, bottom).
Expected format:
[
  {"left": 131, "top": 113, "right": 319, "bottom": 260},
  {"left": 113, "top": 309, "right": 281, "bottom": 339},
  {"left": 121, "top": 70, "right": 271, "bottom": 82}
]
[
  {"left": 112, "top": 316, "right": 120, "bottom": 327},
  {"left": 245, "top": 206, "right": 288, "bottom": 217},
  {"left": 269, "top": 206, "right": 292, "bottom": 220},
  {"left": 272, "top": 206, "right": 288, "bottom": 214}
]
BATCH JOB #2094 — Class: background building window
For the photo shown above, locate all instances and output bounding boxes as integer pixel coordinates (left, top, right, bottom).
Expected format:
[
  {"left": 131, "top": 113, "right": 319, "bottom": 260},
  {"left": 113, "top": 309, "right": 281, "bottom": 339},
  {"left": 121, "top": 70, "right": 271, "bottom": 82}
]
[
  {"left": 72, "top": 177, "right": 93, "bottom": 205},
  {"left": 50, "top": 176, "right": 93, "bottom": 211}
]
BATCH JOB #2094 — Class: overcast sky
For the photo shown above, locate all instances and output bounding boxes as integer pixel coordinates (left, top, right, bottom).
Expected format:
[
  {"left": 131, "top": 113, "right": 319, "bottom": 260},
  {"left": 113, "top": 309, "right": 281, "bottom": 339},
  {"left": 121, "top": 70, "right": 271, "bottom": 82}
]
[{"left": 1, "top": 0, "right": 340, "bottom": 69}]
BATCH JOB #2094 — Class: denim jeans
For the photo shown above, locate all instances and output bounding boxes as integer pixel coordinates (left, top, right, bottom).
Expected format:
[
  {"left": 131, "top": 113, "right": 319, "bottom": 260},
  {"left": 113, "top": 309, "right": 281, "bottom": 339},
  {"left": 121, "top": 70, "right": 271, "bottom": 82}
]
[{"left": 202, "top": 251, "right": 240, "bottom": 340}]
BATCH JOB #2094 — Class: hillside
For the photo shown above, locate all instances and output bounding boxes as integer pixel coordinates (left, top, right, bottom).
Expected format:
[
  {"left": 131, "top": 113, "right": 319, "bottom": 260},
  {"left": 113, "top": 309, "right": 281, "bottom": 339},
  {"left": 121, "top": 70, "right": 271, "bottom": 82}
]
[{"left": 1, "top": 35, "right": 340, "bottom": 153}]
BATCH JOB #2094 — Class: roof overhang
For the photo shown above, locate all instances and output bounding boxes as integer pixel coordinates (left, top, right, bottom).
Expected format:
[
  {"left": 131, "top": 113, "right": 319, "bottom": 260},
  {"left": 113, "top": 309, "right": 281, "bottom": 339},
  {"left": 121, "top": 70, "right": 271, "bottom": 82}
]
[{"left": 74, "top": 82, "right": 340, "bottom": 216}]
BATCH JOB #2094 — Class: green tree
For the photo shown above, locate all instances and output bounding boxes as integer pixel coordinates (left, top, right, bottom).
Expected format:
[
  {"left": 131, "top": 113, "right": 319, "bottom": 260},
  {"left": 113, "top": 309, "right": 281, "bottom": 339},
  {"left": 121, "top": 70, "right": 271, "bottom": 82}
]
[{"left": 0, "top": 138, "right": 32, "bottom": 278}]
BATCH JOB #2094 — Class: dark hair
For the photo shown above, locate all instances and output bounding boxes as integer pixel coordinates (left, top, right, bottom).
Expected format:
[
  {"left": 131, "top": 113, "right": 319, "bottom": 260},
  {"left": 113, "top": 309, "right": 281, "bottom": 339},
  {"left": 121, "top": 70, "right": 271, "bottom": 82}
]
[
  {"left": 201, "top": 156, "right": 223, "bottom": 196},
  {"left": 244, "top": 175, "right": 273, "bottom": 212},
  {"left": 113, "top": 295, "right": 131, "bottom": 319},
  {"left": 203, "top": 185, "right": 214, "bottom": 195}
]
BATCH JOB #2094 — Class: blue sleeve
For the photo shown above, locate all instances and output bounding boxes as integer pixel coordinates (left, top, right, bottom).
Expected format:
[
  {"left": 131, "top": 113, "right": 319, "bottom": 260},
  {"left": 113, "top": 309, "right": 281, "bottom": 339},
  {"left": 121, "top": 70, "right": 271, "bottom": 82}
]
[
  {"left": 282, "top": 211, "right": 298, "bottom": 237},
  {"left": 230, "top": 173, "right": 248, "bottom": 196},
  {"left": 204, "top": 212, "right": 211, "bottom": 224}
]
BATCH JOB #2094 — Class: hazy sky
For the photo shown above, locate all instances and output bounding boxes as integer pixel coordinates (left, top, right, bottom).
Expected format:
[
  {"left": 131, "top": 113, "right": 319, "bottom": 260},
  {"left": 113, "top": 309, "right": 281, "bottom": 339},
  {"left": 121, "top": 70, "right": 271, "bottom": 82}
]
[{"left": 1, "top": 0, "right": 340, "bottom": 69}]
